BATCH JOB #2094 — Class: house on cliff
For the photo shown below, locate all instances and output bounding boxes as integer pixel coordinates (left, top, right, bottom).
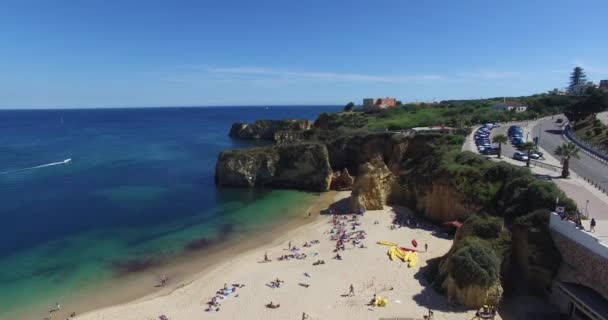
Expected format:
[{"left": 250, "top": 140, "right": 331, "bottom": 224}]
[{"left": 363, "top": 97, "right": 397, "bottom": 111}]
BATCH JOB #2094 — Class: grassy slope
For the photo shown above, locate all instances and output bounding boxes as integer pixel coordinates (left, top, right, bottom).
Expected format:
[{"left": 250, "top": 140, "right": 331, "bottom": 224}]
[
  {"left": 573, "top": 116, "right": 608, "bottom": 150},
  {"left": 327, "top": 95, "right": 580, "bottom": 132}
]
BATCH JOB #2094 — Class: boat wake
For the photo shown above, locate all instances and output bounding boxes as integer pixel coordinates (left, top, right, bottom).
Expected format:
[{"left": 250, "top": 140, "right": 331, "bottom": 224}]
[{"left": 0, "top": 158, "right": 72, "bottom": 175}]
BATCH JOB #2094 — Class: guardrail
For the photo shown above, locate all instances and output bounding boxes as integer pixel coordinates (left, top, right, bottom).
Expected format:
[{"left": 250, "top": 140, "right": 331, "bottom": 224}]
[
  {"left": 564, "top": 125, "right": 608, "bottom": 165},
  {"left": 530, "top": 159, "right": 561, "bottom": 172}
]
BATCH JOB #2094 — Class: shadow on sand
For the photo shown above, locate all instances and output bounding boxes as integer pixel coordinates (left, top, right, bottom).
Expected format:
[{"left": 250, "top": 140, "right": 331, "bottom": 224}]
[
  {"left": 411, "top": 258, "right": 471, "bottom": 314},
  {"left": 320, "top": 197, "right": 352, "bottom": 215}
]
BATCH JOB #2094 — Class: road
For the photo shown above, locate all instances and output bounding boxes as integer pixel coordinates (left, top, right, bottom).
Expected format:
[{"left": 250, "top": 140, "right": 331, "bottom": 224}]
[
  {"left": 478, "top": 119, "right": 608, "bottom": 221},
  {"left": 534, "top": 116, "right": 608, "bottom": 192}
]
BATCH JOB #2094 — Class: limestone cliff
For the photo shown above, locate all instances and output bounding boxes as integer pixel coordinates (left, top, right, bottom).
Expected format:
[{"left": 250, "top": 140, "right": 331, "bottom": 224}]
[
  {"left": 215, "top": 143, "right": 332, "bottom": 192},
  {"left": 350, "top": 160, "right": 396, "bottom": 211},
  {"left": 229, "top": 119, "right": 312, "bottom": 141}
]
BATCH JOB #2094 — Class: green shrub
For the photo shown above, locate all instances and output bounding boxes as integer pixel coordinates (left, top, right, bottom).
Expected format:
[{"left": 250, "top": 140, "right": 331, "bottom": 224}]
[
  {"left": 461, "top": 215, "right": 503, "bottom": 239},
  {"left": 514, "top": 209, "right": 551, "bottom": 228},
  {"left": 594, "top": 127, "right": 603, "bottom": 135},
  {"left": 449, "top": 238, "right": 500, "bottom": 288}
]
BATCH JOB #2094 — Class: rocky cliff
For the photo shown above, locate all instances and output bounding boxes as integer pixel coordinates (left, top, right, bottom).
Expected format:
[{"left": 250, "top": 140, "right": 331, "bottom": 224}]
[
  {"left": 215, "top": 142, "right": 332, "bottom": 192},
  {"left": 229, "top": 119, "right": 312, "bottom": 141}
]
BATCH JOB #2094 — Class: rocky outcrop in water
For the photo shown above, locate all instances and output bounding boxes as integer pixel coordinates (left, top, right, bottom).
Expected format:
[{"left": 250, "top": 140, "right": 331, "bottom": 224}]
[
  {"left": 215, "top": 142, "right": 332, "bottom": 192},
  {"left": 229, "top": 119, "right": 312, "bottom": 141}
]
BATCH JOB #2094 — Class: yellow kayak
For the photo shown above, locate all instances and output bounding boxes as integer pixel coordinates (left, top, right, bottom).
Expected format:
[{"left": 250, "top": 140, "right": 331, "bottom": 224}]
[
  {"left": 377, "top": 241, "right": 398, "bottom": 246},
  {"left": 408, "top": 254, "right": 418, "bottom": 267},
  {"left": 388, "top": 246, "right": 398, "bottom": 261}
]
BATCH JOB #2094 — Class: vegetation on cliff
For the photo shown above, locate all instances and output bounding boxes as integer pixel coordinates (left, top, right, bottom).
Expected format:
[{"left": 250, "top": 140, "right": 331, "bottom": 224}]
[{"left": 315, "top": 94, "right": 583, "bottom": 132}]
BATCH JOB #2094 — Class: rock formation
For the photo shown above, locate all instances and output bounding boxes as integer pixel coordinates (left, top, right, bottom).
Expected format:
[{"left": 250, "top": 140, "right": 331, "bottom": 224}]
[
  {"left": 215, "top": 143, "right": 332, "bottom": 192},
  {"left": 229, "top": 119, "right": 312, "bottom": 141},
  {"left": 329, "top": 168, "right": 354, "bottom": 191},
  {"left": 350, "top": 160, "right": 396, "bottom": 211}
]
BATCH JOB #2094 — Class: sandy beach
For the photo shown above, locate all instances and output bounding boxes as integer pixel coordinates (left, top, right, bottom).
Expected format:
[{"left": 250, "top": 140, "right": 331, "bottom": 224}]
[{"left": 73, "top": 192, "right": 476, "bottom": 320}]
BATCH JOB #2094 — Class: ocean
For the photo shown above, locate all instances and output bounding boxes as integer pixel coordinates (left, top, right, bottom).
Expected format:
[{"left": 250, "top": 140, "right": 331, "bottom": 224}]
[{"left": 0, "top": 106, "right": 340, "bottom": 319}]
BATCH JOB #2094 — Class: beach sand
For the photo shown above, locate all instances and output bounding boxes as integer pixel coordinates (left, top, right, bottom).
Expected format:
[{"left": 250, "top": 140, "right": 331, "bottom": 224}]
[{"left": 73, "top": 192, "right": 477, "bottom": 320}]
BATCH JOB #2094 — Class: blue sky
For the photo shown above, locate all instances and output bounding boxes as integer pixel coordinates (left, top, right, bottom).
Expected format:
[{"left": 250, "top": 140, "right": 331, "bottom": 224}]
[{"left": 1, "top": 0, "right": 607, "bottom": 108}]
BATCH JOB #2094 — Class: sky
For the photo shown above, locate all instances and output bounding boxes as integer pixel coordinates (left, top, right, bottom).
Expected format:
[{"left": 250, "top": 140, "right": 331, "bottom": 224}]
[{"left": 1, "top": 0, "right": 608, "bottom": 109}]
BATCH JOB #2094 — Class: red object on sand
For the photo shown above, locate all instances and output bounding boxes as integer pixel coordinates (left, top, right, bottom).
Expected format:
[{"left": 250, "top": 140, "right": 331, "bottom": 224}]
[
  {"left": 400, "top": 247, "right": 418, "bottom": 252},
  {"left": 411, "top": 239, "right": 418, "bottom": 247}
]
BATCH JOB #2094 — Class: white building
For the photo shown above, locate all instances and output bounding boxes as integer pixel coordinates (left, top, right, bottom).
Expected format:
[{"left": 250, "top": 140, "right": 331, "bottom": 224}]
[{"left": 492, "top": 100, "right": 528, "bottom": 113}]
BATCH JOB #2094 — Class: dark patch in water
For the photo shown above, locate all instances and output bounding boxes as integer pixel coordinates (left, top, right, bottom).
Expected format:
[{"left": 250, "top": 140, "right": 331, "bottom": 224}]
[
  {"left": 184, "top": 223, "right": 235, "bottom": 252},
  {"left": 112, "top": 257, "right": 161, "bottom": 275},
  {"left": 185, "top": 237, "right": 216, "bottom": 251}
]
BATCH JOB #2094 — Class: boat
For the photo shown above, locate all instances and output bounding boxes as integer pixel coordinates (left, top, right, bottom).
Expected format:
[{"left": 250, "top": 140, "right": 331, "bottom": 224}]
[{"left": 63, "top": 158, "right": 72, "bottom": 163}]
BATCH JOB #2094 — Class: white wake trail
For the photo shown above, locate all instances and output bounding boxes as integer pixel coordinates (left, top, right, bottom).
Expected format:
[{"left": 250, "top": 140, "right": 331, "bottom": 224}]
[{"left": 0, "top": 159, "right": 71, "bottom": 175}]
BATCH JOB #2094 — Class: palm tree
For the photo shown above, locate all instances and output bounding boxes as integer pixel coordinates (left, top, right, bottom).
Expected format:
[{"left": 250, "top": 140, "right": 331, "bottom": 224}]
[
  {"left": 491, "top": 134, "right": 508, "bottom": 158},
  {"left": 555, "top": 142, "right": 580, "bottom": 178},
  {"left": 520, "top": 142, "right": 536, "bottom": 167}
]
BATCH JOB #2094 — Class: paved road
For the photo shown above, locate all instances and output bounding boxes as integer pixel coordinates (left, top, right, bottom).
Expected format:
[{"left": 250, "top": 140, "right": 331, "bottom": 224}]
[{"left": 534, "top": 116, "right": 608, "bottom": 192}]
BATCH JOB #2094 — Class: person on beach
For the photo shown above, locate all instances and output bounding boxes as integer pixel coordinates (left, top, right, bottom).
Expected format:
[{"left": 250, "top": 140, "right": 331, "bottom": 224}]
[
  {"left": 348, "top": 284, "right": 355, "bottom": 296},
  {"left": 288, "top": 241, "right": 292, "bottom": 250},
  {"left": 590, "top": 218, "right": 596, "bottom": 232},
  {"left": 425, "top": 243, "right": 428, "bottom": 252},
  {"left": 264, "top": 251, "right": 270, "bottom": 262},
  {"left": 161, "top": 274, "right": 167, "bottom": 287}
]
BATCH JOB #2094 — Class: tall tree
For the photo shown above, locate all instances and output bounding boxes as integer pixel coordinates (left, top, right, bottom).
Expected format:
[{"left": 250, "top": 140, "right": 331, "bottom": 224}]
[
  {"left": 520, "top": 142, "right": 536, "bottom": 167},
  {"left": 569, "top": 66, "right": 587, "bottom": 92},
  {"left": 555, "top": 142, "right": 580, "bottom": 178},
  {"left": 491, "top": 134, "right": 508, "bottom": 159},
  {"left": 343, "top": 101, "right": 355, "bottom": 112}
]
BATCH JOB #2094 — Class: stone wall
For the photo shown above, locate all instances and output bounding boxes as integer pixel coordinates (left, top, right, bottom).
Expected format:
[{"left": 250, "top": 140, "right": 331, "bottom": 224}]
[{"left": 550, "top": 227, "right": 608, "bottom": 300}]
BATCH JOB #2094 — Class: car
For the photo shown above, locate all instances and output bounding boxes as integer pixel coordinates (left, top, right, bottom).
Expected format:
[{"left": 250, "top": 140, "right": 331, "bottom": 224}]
[
  {"left": 556, "top": 118, "right": 563, "bottom": 124},
  {"left": 484, "top": 123, "right": 494, "bottom": 130},
  {"left": 529, "top": 151, "right": 544, "bottom": 159},
  {"left": 493, "top": 123, "right": 501, "bottom": 128},
  {"left": 481, "top": 147, "right": 499, "bottom": 155},
  {"left": 513, "top": 152, "right": 528, "bottom": 161}
]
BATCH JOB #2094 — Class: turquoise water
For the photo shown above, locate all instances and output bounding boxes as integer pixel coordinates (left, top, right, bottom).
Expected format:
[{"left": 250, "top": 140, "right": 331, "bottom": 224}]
[{"left": 0, "top": 106, "right": 339, "bottom": 318}]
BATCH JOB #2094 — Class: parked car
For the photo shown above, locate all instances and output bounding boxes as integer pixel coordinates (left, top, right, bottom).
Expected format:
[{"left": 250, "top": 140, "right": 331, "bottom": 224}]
[
  {"left": 513, "top": 152, "right": 528, "bottom": 161},
  {"left": 529, "top": 151, "right": 544, "bottom": 159},
  {"left": 493, "top": 122, "right": 501, "bottom": 127},
  {"left": 481, "top": 147, "right": 499, "bottom": 155},
  {"left": 484, "top": 123, "right": 494, "bottom": 130}
]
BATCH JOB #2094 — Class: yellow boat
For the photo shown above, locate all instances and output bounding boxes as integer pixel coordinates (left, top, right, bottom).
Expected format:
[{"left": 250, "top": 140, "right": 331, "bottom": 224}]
[{"left": 377, "top": 241, "right": 398, "bottom": 246}]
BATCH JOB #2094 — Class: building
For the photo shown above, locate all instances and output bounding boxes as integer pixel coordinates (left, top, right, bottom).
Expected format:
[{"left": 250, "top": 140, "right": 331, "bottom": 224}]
[
  {"left": 600, "top": 80, "right": 608, "bottom": 90},
  {"left": 548, "top": 88, "right": 567, "bottom": 96},
  {"left": 363, "top": 97, "right": 397, "bottom": 111},
  {"left": 492, "top": 100, "right": 528, "bottom": 113},
  {"left": 569, "top": 82, "right": 597, "bottom": 96}
]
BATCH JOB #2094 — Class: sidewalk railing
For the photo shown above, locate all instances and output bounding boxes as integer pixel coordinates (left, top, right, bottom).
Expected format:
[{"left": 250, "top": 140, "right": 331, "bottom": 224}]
[{"left": 530, "top": 159, "right": 561, "bottom": 172}]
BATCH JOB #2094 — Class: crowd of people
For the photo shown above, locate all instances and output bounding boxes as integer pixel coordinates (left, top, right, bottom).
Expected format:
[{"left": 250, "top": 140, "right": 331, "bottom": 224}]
[{"left": 329, "top": 213, "right": 367, "bottom": 255}]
